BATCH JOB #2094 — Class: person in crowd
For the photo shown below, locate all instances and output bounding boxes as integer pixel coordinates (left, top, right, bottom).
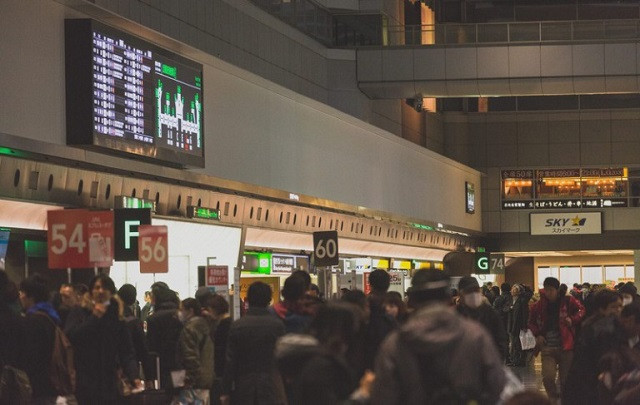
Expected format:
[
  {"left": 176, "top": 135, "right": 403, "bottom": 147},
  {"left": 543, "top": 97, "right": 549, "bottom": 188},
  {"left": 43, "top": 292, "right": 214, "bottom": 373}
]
[
  {"left": 308, "top": 284, "right": 321, "bottom": 299},
  {"left": 141, "top": 290, "right": 152, "bottom": 322},
  {"left": 559, "top": 283, "right": 568, "bottom": 298},
  {"left": 57, "top": 283, "right": 79, "bottom": 327},
  {"left": 528, "top": 277, "right": 585, "bottom": 403},
  {"left": 0, "top": 271, "right": 26, "bottom": 398},
  {"left": 620, "top": 282, "right": 640, "bottom": 306},
  {"left": 221, "top": 281, "right": 286, "bottom": 405},
  {"left": 365, "top": 270, "right": 397, "bottom": 370},
  {"left": 65, "top": 274, "right": 142, "bottom": 404},
  {"left": 508, "top": 284, "right": 531, "bottom": 367},
  {"left": 269, "top": 272, "right": 312, "bottom": 333},
  {"left": 206, "top": 294, "right": 232, "bottom": 405},
  {"left": 491, "top": 285, "right": 501, "bottom": 302},
  {"left": 145, "top": 282, "right": 183, "bottom": 390},
  {"left": 118, "top": 283, "right": 153, "bottom": 384},
  {"left": 483, "top": 283, "right": 496, "bottom": 305},
  {"left": 621, "top": 301, "right": 640, "bottom": 353},
  {"left": 493, "top": 283, "right": 513, "bottom": 337},
  {"left": 562, "top": 289, "right": 629, "bottom": 404},
  {"left": 371, "top": 269, "right": 508, "bottom": 404},
  {"left": 19, "top": 274, "right": 61, "bottom": 403},
  {"left": 383, "top": 291, "right": 408, "bottom": 324},
  {"left": 570, "top": 283, "right": 583, "bottom": 304},
  {"left": 276, "top": 302, "right": 370, "bottom": 405},
  {"left": 176, "top": 298, "right": 214, "bottom": 395},
  {"left": 457, "top": 276, "right": 508, "bottom": 361}
]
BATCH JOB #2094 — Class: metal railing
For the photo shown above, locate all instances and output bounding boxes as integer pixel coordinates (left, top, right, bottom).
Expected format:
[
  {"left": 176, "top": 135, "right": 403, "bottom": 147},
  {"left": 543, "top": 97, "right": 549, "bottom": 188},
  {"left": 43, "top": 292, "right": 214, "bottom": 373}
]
[{"left": 383, "top": 19, "right": 640, "bottom": 47}]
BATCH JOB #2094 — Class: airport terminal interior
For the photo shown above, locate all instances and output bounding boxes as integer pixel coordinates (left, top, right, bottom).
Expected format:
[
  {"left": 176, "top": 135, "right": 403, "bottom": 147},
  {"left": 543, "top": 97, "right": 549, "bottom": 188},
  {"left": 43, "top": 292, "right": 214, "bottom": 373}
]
[{"left": 3, "top": 0, "right": 640, "bottom": 403}]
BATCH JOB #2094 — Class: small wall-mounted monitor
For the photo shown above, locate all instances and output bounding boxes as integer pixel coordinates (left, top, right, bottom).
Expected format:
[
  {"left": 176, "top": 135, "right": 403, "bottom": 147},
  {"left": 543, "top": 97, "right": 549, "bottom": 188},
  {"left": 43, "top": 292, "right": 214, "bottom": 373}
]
[
  {"left": 65, "top": 19, "right": 204, "bottom": 167},
  {"left": 466, "top": 182, "right": 475, "bottom": 214},
  {"left": 0, "top": 229, "right": 9, "bottom": 270}
]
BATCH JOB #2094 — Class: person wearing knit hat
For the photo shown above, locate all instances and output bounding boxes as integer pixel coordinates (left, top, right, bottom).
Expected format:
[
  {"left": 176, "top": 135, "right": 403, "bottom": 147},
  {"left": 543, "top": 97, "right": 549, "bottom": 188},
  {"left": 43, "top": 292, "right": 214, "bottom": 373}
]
[{"left": 456, "top": 276, "right": 508, "bottom": 362}]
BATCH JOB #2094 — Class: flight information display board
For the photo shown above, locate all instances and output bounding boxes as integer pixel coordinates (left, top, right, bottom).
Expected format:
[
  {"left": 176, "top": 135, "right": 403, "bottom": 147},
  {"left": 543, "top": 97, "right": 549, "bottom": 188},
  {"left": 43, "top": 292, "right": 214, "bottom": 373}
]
[{"left": 65, "top": 19, "right": 204, "bottom": 167}]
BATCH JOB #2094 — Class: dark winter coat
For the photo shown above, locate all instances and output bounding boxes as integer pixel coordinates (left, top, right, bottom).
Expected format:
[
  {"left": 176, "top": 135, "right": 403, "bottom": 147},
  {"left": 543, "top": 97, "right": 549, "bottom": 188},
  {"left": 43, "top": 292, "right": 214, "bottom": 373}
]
[
  {"left": 23, "top": 305, "right": 59, "bottom": 399},
  {"left": 493, "top": 291, "right": 512, "bottom": 330},
  {"left": 222, "top": 307, "right": 286, "bottom": 404},
  {"left": 123, "top": 306, "right": 153, "bottom": 381},
  {"left": 508, "top": 293, "right": 530, "bottom": 335},
  {"left": 0, "top": 304, "right": 25, "bottom": 372},
  {"left": 457, "top": 302, "right": 509, "bottom": 360},
  {"left": 372, "top": 304, "right": 507, "bottom": 405},
  {"left": 365, "top": 294, "right": 397, "bottom": 370},
  {"left": 214, "top": 316, "right": 232, "bottom": 378},
  {"left": 65, "top": 299, "right": 139, "bottom": 404},
  {"left": 145, "top": 301, "right": 183, "bottom": 388},
  {"left": 176, "top": 316, "right": 214, "bottom": 389}
]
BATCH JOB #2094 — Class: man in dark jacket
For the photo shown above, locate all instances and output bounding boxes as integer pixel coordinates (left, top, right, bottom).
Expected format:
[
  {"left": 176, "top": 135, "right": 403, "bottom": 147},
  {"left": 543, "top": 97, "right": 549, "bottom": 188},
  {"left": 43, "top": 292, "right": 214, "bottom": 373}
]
[
  {"left": 508, "top": 284, "right": 531, "bottom": 367},
  {"left": 221, "top": 281, "right": 286, "bottom": 405},
  {"left": 19, "top": 274, "right": 60, "bottom": 403},
  {"left": 493, "top": 283, "right": 512, "bottom": 332},
  {"left": 456, "top": 276, "right": 508, "bottom": 361},
  {"left": 365, "top": 270, "right": 397, "bottom": 371},
  {"left": 118, "top": 284, "right": 153, "bottom": 384},
  {"left": 145, "top": 282, "right": 183, "bottom": 389},
  {"left": 528, "top": 277, "right": 585, "bottom": 403},
  {"left": 372, "top": 269, "right": 508, "bottom": 405}
]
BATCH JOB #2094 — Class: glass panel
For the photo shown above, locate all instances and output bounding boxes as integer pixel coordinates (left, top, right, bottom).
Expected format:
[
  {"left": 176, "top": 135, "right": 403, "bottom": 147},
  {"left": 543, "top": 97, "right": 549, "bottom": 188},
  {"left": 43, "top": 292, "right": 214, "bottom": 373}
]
[
  {"left": 605, "top": 266, "right": 625, "bottom": 285},
  {"left": 538, "top": 266, "right": 559, "bottom": 290},
  {"left": 477, "top": 24, "right": 508, "bottom": 43},
  {"left": 509, "top": 23, "right": 540, "bottom": 42},
  {"left": 582, "top": 266, "right": 603, "bottom": 285},
  {"left": 625, "top": 266, "right": 635, "bottom": 281},
  {"left": 559, "top": 266, "right": 581, "bottom": 288}
]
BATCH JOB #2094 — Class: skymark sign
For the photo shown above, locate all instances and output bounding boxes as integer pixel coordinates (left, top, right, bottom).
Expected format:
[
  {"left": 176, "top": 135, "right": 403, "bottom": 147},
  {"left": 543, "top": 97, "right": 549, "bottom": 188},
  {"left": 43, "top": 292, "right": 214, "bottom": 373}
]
[{"left": 530, "top": 212, "right": 602, "bottom": 235}]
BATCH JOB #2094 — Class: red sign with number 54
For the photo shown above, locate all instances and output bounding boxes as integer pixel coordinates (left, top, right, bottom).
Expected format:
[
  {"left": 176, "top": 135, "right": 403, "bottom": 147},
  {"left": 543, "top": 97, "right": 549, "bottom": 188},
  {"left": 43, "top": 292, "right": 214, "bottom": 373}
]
[
  {"left": 138, "top": 225, "right": 168, "bottom": 273},
  {"left": 48, "top": 209, "right": 89, "bottom": 269}
]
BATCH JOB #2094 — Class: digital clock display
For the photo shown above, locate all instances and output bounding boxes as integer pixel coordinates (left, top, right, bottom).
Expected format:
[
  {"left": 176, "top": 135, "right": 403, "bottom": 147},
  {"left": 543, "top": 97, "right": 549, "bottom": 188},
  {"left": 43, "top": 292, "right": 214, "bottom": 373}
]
[{"left": 65, "top": 19, "right": 204, "bottom": 167}]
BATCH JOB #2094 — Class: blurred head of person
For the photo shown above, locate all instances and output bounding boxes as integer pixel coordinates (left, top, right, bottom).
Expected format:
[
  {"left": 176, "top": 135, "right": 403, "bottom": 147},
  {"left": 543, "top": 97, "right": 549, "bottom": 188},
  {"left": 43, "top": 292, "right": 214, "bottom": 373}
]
[
  {"left": 144, "top": 291, "right": 151, "bottom": 303},
  {"left": 621, "top": 302, "right": 640, "bottom": 338},
  {"left": 368, "top": 269, "right": 391, "bottom": 295},
  {"left": 407, "top": 269, "right": 451, "bottom": 310},
  {"left": 282, "top": 273, "right": 308, "bottom": 304},
  {"left": 491, "top": 285, "right": 501, "bottom": 298},
  {"left": 619, "top": 282, "right": 638, "bottom": 307},
  {"left": 559, "top": 283, "right": 568, "bottom": 297},
  {"left": 151, "top": 282, "right": 178, "bottom": 308},
  {"left": 247, "top": 281, "right": 272, "bottom": 308},
  {"left": 19, "top": 274, "right": 50, "bottom": 310},
  {"left": 511, "top": 284, "right": 522, "bottom": 297},
  {"left": 179, "top": 297, "right": 201, "bottom": 323},
  {"left": 543, "top": 277, "right": 561, "bottom": 302},
  {"left": 341, "top": 289, "right": 370, "bottom": 320},
  {"left": 202, "top": 294, "right": 230, "bottom": 320},
  {"left": 118, "top": 284, "right": 137, "bottom": 307},
  {"left": 501, "top": 283, "right": 511, "bottom": 294},
  {"left": 457, "top": 276, "right": 483, "bottom": 309},
  {"left": 308, "top": 284, "right": 320, "bottom": 298},
  {"left": 594, "top": 289, "right": 623, "bottom": 318},
  {"left": 89, "top": 274, "right": 116, "bottom": 304},
  {"left": 308, "top": 302, "right": 362, "bottom": 355},
  {"left": 0, "top": 270, "right": 19, "bottom": 304},
  {"left": 291, "top": 270, "right": 311, "bottom": 292},
  {"left": 383, "top": 291, "right": 407, "bottom": 320}
]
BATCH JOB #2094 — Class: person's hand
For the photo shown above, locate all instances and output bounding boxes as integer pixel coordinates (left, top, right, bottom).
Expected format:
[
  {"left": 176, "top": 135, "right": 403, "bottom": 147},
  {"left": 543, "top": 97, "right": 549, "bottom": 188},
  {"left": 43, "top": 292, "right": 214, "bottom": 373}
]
[
  {"left": 92, "top": 302, "right": 108, "bottom": 318},
  {"left": 131, "top": 379, "right": 144, "bottom": 393},
  {"left": 565, "top": 317, "right": 572, "bottom": 327},
  {"left": 535, "top": 335, "right": 546, "bottom": 348},
  {"left": 359, "top": 371, "right": 375, "bottom": 397},
  {"left": 220, "top": 395, "right": 230, "bottom": 405}
]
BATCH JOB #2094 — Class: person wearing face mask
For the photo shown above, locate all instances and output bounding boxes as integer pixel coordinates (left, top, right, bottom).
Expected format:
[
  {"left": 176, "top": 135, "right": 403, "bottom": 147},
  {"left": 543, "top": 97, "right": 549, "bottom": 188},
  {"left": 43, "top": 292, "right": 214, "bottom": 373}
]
[
  {"left": 456, "top": 276, "right": 508, "bottom": 362},
  {"left": 619, "top": 282, "right": 640, "bottom": 307},
  {"left": 176, "top": 298, "right": 214, "bottom": 400}
]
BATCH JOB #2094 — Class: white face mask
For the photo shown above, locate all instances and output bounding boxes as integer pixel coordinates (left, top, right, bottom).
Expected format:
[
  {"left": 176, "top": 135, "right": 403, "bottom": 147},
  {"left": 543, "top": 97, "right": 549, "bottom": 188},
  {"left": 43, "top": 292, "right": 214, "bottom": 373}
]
[
  {"left": 623, "top": 296, "right": 633, "bottom": 306},
  {"left": 177, "top": 311, "right": 186, "bottom": 323},
  {"left": 464, "top": 292, "right": 483, "bottom": 308}
]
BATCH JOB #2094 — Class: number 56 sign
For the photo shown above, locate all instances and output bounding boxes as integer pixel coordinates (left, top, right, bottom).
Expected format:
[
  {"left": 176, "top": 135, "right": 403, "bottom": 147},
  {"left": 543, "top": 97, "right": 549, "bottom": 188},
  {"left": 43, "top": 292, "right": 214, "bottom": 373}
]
[{"left": 138, "top": 225, "right": 168, "bottom": 273}]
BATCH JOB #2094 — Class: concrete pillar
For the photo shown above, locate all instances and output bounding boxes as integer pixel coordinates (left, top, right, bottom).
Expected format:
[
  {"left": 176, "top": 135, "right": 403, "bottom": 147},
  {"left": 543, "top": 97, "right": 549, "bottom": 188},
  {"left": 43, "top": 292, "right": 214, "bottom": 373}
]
[{"left": 634, "top": 251, "right": 640, "bottom": 291}]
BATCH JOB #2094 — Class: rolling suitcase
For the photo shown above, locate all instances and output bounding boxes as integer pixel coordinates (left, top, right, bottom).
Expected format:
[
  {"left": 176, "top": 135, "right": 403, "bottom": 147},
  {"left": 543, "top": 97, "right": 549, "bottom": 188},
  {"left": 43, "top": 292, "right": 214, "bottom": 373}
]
[{"left": 128, "top": 354, "right": 171, "bottom": 405}]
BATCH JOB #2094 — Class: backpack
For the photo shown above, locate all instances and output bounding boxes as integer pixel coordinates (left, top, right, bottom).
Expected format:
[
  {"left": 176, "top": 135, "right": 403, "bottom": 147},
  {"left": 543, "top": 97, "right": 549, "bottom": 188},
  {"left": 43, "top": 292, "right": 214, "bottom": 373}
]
[
  {"left": 34, "top": 313, "right": 76, "bottom": 395},
  {"left": 0, "top": 364, "right": 32, "bottom": 405}
]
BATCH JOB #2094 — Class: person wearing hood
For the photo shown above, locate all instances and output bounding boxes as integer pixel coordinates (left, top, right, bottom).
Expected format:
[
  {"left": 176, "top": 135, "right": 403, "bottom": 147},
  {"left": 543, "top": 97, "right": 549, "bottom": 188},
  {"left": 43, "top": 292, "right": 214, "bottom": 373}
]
[
  {"left": 457, "top": 276, "right": 508, "bottom": 361},
  {"left": 372, "top": 269, "right": 509, "bottom": 405},
  {"left": 64, "top": 274, "right": 142, "bottom": 404},
  {"left": 619, "top": 282, "right": 640, "bottom": 307},
  {"left": 19, "top": 274, "right": 63, "bottom": 403},
  {"left": 176, "top": 298, "right": 214, "bottom": 396},
  {"left": 145, "top": 282, "right": 183, "bottom": 390},
  {"left": 528, "top": 277, "right": 585, "bottom": 404}
]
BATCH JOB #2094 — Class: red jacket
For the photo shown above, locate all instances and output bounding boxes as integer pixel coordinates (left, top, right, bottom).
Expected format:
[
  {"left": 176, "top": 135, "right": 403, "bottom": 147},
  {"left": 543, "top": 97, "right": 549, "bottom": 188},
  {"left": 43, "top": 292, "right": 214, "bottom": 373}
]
[{"left": 527, "top": 289, "right": 585, "bottom": 351}]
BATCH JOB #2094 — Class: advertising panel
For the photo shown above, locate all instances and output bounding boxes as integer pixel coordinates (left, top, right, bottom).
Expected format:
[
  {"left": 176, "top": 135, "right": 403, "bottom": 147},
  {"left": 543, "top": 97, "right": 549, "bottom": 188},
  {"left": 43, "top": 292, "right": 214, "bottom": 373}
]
[{"left": 530, "top": 212, "right": 602, "bottom": 235}]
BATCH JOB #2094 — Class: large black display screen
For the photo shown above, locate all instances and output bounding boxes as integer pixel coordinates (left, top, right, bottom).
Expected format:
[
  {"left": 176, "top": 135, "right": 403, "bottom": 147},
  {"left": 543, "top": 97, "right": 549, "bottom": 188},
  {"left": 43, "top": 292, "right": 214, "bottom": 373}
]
[{"left": 65, "top": 19, "right": 204, "bottom": 167}]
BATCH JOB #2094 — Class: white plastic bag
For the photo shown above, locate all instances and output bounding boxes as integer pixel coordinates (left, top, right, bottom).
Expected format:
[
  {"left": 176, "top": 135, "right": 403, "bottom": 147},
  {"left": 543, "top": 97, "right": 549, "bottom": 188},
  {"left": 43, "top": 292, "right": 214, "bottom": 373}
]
[{"left": 519, "top": 329, "right": 536, "bottom": 351}]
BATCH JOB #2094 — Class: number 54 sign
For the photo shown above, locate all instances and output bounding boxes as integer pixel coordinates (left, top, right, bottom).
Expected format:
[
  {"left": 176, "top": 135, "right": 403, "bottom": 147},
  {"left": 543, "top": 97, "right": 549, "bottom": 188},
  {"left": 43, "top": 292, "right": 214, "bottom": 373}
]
[
  {"left": 313, "top": 231, "right": 339, "bottom": 267},
  {"left": 138, "top": 225, "right": 168, "bottom": 273}
]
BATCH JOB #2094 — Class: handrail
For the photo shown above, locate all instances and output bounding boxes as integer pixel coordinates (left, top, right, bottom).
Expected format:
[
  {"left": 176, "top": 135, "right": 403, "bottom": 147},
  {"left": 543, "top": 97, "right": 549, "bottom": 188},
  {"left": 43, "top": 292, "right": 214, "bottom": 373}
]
[{"left": 369, "top": 19, "right": 640, "bottom": 47}]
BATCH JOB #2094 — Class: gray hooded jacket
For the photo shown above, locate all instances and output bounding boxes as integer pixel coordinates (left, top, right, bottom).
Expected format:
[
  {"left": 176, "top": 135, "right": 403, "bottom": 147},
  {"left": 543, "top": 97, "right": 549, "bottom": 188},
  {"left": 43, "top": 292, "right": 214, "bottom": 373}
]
[{"left": 372, "top": 304, "right": 507, "bottom": 405}]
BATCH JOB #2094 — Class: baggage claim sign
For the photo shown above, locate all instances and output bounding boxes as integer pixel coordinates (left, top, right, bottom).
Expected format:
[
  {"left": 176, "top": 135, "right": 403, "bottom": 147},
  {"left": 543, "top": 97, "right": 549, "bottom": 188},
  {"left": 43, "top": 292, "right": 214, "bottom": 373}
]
[{"left": 530, "top": 212, "right": 602, "bottom": 236}]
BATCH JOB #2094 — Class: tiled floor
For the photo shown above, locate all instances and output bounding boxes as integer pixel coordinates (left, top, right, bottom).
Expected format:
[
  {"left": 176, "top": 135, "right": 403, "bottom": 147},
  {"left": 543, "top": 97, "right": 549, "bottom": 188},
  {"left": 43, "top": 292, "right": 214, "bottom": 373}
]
[{"left": 511, "top": 354, "right": 546, "bottom": 394}]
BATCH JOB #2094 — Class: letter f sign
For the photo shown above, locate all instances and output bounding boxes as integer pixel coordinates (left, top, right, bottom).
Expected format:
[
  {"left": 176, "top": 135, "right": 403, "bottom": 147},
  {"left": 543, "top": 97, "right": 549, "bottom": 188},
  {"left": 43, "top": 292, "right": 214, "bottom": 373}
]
[{"left": 124, "top": 220, "right": 141, "bottom": 249}]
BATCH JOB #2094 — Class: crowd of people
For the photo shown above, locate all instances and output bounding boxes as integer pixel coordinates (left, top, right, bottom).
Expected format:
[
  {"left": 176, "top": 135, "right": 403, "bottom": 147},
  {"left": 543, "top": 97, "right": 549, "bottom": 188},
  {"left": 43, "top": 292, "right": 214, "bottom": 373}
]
[{"left": 2, "top": 267, "right": 640, "bottom": 404}]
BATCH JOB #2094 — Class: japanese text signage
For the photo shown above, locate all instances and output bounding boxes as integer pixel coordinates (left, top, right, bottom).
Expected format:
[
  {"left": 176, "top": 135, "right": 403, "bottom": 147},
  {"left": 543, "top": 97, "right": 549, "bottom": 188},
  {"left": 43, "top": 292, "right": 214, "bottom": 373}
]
[
  {"left": 114, "top": 208, "right": 152, "bottom": 261},
  {"left": 530, "top": 212, "right": 602, "bottom": 236},
  {"left": 138, "top": 225, "right": 168, "bottom": 273},
  {"left": 205, "top": 265, "right": 229, "bottom": 288},
  {"left": 313, "top": 231, "right": 339, "bottom": 267},
  {"left": 47, "top": 209, "right": 114, "bottom": 269}
]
